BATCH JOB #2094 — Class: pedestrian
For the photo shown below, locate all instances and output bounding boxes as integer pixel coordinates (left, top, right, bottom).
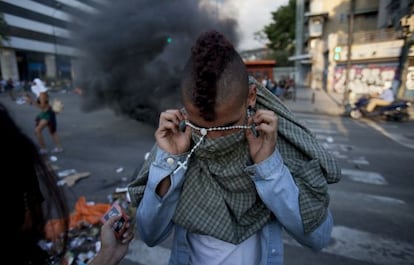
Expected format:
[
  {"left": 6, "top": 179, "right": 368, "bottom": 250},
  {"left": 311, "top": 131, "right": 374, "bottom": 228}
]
[
  {"left": 1, "top": 102, "right": 134, "bottom": 265},
  {"left": 5, "top": 77, "right": 16, "bottom": 100},
  {"left": 26, "top": 78, "right": 63, "bottom": 154},
  {"left": 128, "top": 30, "right": 341, "bottom": 265}
]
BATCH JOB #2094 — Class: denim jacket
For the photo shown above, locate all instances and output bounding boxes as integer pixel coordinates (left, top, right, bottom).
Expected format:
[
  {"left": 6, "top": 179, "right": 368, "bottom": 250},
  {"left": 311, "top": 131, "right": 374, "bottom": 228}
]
[{"left": 136, "top": 147, "right": 333, "bottom": 265}]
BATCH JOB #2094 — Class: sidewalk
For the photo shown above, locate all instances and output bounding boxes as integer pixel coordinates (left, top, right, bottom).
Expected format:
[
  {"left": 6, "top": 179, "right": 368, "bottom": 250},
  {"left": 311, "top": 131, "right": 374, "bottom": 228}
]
[{"left": 282, "top": 86, "right": 345, "bottom": 116}]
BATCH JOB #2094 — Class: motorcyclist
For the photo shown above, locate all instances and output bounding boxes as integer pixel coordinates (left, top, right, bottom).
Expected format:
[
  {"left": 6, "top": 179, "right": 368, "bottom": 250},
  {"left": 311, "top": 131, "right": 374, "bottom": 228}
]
[{"left": 366, "top": 87, "right": 394, "bottom": 113}]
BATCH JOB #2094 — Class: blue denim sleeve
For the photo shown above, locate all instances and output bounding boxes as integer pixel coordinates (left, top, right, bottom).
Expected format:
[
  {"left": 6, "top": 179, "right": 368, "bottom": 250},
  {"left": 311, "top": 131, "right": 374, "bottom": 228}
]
[
  {"left": 245, "top": 149, "right": 333, "bottom": 251},
  {"left": 136, "top": 147, "right": 188, "bottom": 247}
]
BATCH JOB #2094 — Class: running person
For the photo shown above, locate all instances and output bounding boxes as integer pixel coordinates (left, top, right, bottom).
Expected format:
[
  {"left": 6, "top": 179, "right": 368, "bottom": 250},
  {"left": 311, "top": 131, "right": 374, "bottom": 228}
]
[{"left": 27, "top": 78, "right": 63, "bottom": 154}]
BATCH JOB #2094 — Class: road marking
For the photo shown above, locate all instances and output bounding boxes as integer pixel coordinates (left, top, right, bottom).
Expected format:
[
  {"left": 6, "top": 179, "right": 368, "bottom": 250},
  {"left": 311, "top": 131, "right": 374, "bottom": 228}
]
[
  {"left": 363, "top": 119, "right": 414, "bottom": 149},
  {"left": 327, "top": 226, "right": 414, "bottom": 265},
  {"left": 284, "top": 226, "right": 414, "bottom": 265},
  {"left": 308, "top": 128, "right": 338, "bottom": 134},
  {"left": 330, "top": 189, "right": 406, "bottom": 207},
  {"left": 348, "top": 156, "right": 370, "bottom": 165},
  {"left": 302, "top": 119, "right": 331, "bottom": 125},
  {"left": 341, "top": 168, "right": 387, "bottom": 185}
]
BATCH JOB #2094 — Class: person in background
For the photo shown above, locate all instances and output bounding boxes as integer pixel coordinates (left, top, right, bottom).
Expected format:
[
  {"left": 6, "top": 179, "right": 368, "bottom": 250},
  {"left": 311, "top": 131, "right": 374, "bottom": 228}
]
[
  {"left": 128, "top": 30, "right": 340, "bottom": 265},
  {"left": 26, "top": 78, "right": 63, "bottom": 154},
  {"left": 366, "top": 86, "right": 395, "bottom": 113},
  {"left": 5, "top": 77, "right": 16, "bottom": 100},
  {"left": 1, "top": 102, "right": 134, "bottom": 265}
]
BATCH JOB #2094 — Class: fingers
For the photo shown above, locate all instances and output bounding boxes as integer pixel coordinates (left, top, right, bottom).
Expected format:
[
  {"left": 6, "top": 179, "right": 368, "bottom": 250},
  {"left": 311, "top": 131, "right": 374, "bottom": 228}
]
[
  {"left": 250, "top": 110, "right": 278, "bottom": 136},
  {"left": 158, "top": 109, "right": 185, "bottom": 133},
  {"left": 119, "top": 227, "right": 135, "bottom": 244},
  {"left": 105, "top": 215, "right": 134, "bottom": 244}
]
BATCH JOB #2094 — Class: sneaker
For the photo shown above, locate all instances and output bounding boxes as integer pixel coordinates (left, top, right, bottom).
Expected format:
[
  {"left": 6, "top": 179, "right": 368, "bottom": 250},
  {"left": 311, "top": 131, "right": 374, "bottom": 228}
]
[
  {"left": 51, "top": 147, "right": 64, "bottom": 153},
  {"left": 39, "top": 148, "right": 48, "bottom": 155}
]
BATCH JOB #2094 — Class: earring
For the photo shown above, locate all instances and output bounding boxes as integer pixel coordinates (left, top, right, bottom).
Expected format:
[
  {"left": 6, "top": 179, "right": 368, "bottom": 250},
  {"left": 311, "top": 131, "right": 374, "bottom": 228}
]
[{"left": 247, "top": 106, "right": 256, "bottom": 118}]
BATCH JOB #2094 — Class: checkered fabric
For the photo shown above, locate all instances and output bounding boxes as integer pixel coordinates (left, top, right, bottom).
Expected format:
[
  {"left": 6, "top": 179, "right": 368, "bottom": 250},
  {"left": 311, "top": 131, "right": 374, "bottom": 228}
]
[
  {"left": 172, "top": 130, "right": 272, "bottom": 244},
  {"left": 252, "top": 78, "right": 342, "bottom": 233}
]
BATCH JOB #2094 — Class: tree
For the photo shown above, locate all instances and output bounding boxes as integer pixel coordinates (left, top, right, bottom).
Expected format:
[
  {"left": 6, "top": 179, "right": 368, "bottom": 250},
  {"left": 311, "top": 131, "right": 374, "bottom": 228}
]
[
  {"left": 0, "top": 13, "right": 10, "bottom": 46},
  {"left": 261, "top": 0, "right": 296, "bottom": 66}
]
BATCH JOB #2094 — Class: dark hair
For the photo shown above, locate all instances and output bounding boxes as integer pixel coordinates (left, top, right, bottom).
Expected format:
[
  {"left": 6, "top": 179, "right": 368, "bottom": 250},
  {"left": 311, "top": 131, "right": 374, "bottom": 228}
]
[
  {"left": 181, "top": 30, "right": 249, "bottom": 121},
  {"left": 1, "top": 103, "right": 69, "bottom": 264}
]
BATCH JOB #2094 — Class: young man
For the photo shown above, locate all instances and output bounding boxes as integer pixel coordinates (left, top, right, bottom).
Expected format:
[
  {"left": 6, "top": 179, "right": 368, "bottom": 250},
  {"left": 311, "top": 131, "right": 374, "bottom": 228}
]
[{"left": 128, "top": 30, "right": 341, "bottom": 264}]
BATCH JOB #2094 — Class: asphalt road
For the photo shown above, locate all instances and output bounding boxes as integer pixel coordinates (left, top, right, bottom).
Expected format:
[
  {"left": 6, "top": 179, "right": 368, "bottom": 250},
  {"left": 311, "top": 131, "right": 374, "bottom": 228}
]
[{"left": 2, "top": 90, "right": 156, "bottom": 208}]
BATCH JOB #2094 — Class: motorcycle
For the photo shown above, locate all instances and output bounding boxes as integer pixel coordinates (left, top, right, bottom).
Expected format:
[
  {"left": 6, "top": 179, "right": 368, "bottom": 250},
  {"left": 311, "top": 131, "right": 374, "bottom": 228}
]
[{"left": 348, "top": 97, "right": 411, "bottom": 121}]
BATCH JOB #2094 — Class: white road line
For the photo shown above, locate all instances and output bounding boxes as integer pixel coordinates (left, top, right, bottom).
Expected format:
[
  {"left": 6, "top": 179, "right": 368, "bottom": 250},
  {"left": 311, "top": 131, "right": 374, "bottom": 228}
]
[
  {"left": 330, "top": 189, "right": 406, "bottom": 207},
  {"left": 348, "top": 156, "right": 370, "bottom": 165},
  {"left": 302, "top": 119, "right": 331, "bottom": 125},
  {"left": 341, "top": 168, "right": 387, "bottom": 185},
  {"left": 284, "top": 226, "right": 414, "bottom": 265},
  {"left": 308, "top": 128, "right": 338, "bottom": 134},
  {"left": 327, "top": 226, "right": 414, "bottom": 265},
  {"left": 363, "top": 119, "right": 414, "bottom": 149}
]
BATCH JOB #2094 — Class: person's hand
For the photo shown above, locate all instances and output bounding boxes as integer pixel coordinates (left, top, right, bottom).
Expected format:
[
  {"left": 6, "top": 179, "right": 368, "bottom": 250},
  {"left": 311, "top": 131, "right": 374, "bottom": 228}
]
[
  {"left": 245, "top": 109, "right": 278, "bottom": 164},
  {"left": 155, "top": 109, "right": 191, "bottom": 155},
  {"left": 89, "top": 215, "right": 134, "bottom": 265}
]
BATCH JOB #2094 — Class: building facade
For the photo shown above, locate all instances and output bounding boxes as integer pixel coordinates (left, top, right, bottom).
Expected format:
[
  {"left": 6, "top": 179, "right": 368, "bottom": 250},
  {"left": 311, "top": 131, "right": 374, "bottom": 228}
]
[
  {"left": 292, "top": 0, "right": 414, "bottom": 100},
  {"left": 0, "top": 0, "right": 104, "bottom": 87}
]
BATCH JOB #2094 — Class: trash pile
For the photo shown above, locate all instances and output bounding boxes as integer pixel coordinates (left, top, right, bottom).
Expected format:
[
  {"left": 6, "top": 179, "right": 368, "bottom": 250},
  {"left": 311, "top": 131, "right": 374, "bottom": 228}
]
[
  {"left": 40, "top": 188, "right": 133, "bottom": 264},
  {"left": 38, "top": 162, "right": 136, "bottom": 264}
]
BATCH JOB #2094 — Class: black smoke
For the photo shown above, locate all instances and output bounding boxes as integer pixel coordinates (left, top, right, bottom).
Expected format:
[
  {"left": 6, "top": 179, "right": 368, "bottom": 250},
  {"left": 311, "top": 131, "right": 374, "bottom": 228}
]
[{"left": 73, "top": 0, "right": 238, "bottom": 127}]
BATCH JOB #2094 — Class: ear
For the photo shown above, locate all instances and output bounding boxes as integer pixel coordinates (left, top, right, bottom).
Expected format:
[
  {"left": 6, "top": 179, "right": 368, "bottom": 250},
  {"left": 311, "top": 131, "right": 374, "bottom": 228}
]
[{"left": 247, "top": 84, "right": 257, "bottom": 106}]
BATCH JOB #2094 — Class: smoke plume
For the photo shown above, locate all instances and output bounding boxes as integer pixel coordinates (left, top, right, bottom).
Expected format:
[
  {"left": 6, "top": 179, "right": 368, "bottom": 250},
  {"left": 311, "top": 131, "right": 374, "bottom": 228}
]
[{"left": 73, "top": 0, "right": 239, "bottom": 126}]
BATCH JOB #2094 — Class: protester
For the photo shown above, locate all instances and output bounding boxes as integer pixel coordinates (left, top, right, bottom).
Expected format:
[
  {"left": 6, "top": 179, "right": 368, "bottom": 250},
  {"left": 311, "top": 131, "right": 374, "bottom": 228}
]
[
  {"left": 1, "top": 102, "right": 134, "bottom": 265},
  {"left": 366, "top": 86, "right": 395, "bottom": 113},
  {"left": 26, "top": 78, "right": 63, "bottom": 154},
  {"left": 5, "top": 77, "right": 16, "bottom": 100},
  {"left": 128, "top": 30, "right": 341, "bottom": 264}
]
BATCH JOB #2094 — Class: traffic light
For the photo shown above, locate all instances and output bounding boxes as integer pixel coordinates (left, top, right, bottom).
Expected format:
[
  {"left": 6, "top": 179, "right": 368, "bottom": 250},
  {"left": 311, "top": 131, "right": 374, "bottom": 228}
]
[
  {"left": 334, "top": 46, "right": 341, "bottom": 61},
  {"left": 166, "top": 37, "right": 172, "bottom": 44}
]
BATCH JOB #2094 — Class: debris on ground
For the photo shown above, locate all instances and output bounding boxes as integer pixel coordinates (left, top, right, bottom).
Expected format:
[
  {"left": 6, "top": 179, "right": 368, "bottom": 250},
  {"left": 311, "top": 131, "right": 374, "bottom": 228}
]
[
  {"left": 42, "top": 191, "right": 134, "bottom": 265},
  {"left": 57, "top": 172, "right": 91, "bottom": 187}
]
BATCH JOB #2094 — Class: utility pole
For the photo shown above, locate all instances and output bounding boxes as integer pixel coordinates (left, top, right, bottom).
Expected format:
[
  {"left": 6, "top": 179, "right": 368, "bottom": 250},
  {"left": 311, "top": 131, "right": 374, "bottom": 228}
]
[
  {"left": 343, "top": 0, "right": 355, "bottom": 105},
  {"left": 397, "top": 13, "right": 414, "bottom": 99}
]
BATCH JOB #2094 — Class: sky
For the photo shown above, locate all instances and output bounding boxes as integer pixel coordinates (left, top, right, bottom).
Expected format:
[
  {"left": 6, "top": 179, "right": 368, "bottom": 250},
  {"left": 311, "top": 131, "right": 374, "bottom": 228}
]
[{"left": 222, "top": 0, "right": 289, "bottom": 51}]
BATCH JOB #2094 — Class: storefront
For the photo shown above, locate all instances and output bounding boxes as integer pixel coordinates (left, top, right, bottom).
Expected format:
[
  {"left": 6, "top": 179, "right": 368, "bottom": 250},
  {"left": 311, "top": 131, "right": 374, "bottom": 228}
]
[{"left": 244, "top": 60, "right": 276, "bottom": 82}]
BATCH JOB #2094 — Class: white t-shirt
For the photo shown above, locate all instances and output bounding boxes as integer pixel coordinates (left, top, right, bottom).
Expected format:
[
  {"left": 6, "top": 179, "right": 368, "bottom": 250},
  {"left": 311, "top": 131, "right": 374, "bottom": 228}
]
[
  {"left": 188, "top": 232, "right": 261, "bottom": 265},
  {"left": 31, "top": 78, "right": 48, "bottom": 98}
]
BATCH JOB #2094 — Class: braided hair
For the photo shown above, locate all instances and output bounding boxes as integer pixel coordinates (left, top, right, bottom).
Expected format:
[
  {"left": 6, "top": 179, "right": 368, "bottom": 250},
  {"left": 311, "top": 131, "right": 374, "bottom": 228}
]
[{"left": 181, "top": 30, "right": 249, "bottom": 121}]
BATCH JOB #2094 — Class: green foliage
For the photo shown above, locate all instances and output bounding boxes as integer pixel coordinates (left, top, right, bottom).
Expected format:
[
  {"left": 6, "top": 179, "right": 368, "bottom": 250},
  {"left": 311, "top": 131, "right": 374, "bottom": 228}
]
[
  {"left": 0, "top": 13, "right": 10, "bottom": 45},
  {"left": 262, "top": 0, "right": 296, "bottom": 65},
  {"left": 272, "top": 50, "right": 294, "bottom": 66}
]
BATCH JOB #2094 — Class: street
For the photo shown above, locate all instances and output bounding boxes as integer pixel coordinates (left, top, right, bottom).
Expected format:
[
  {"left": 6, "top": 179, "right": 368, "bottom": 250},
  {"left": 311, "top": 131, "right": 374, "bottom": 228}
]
[
  {"left": 1, "top": 91, "right": 414, "bottom": 265},
  {"left": 284, "top": 112, "right": 414, "bottom": 265}
]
